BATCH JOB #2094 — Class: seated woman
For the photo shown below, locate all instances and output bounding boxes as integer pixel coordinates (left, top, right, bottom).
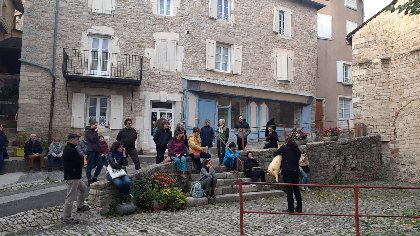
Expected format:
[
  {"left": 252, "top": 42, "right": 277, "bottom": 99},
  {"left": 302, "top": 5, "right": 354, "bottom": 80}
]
[
  {"left": 106, "top": 141, "right": 131, "bottom": 203},
  {"left": 244, "top": 151, "right": 266, "bottom": 183},
  {"left": 200, "top": 159, "right": 217, "bottom": 200},
  {"left": 264, "top": 127, "right": 279, "bottom": 149},
  {"left": 168, "top": 130, "right": 188, "bottom": 178},
  {"left": 223, "top": 142, "right": 240, "bottom": 172},
  {"left": 188, "top": 127, "right": 210, "bottom": 171}
]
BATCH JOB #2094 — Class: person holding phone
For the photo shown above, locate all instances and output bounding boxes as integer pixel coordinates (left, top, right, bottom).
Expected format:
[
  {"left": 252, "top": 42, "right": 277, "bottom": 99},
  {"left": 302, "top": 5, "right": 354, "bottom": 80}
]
[
  {"left": 85, "top": 119, "right": 102, "bottom": 185},
  {"left": 200, "top": 159, "right": 217, "bottom": 201},
  {"left": 188, "top": 127, "right": 209, "bottom": 171},
  {"left": 244, "top": 151, "right": 266, "bottom": 183},
  {"left": 106, "top": 141, "right": 131, "bottom": 203}
]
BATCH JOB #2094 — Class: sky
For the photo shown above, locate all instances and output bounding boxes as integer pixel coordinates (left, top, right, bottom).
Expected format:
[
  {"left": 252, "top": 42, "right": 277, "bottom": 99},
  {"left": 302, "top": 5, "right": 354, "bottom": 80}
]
[{"left": 364, "top": 0, "right": 393, "bottom": 21}]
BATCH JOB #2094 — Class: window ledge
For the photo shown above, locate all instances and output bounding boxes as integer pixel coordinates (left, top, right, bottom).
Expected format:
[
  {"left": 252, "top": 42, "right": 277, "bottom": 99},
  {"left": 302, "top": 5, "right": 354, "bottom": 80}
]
[
  {"left": 345, "top": 5, "right": 357, "bottom": 11},
  {"left": 90, "top": 11, "right": 114, "bottom": 15},
  {"left": 277, "top": 33, "right": 291, "bottom": 40},
  {"left": 212, "top": 69, "right": 232, "bottom": 74},
  {"left": 276, "top": 79, "right": 291, "bottom": 83},
  {"left": 341, "top": 82, "right": 353, "bottom": 86},
  {"left": 318, "top": 37, "right": 333, "bottom": 41}
]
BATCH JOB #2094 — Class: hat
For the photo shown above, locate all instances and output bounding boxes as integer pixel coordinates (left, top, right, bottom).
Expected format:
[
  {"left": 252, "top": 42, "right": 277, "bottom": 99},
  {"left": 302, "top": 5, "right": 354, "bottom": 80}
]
[{"left": 67, "top": 133, "right": 81, "bottom": 139}]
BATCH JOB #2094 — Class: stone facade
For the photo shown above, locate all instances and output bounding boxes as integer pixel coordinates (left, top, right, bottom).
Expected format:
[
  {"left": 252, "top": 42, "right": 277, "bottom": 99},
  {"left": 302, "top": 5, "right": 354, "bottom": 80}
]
[
  {"left": 350, "top": 3, "right": 420, "bottom": 183},
  {"left": 18, "top": 0, "right": 321, "bottom": 151}
]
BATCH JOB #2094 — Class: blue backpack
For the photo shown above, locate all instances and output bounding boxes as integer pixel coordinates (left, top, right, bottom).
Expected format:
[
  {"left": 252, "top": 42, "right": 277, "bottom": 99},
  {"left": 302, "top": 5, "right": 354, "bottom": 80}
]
[{"left": 190, "top": 182, "right": 205, "bottom": 198}]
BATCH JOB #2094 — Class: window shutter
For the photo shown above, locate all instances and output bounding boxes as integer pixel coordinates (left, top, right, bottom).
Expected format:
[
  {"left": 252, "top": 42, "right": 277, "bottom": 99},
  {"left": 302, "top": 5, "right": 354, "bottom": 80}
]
[
  {"left": 209, "top": 0, "right": 218, "bottom": 19},
  {"left": 317, "top": 14, "right": 332, "bottom": 39},
  {"left": 102, "top": 0, "right": 113, "bottom": 14},
  {"left": 348, "top": 64, "right": 352, "bottom": 82},
  {"left": 284, "top": 10, "right": 292, "bottom": 37},
  {"left": 156, "top": 39, "right": 168, "bottom": 70},
  {"left": 71, "top": 93, "right": 86, "bottom": 128},
  {"left": 287, "top": 55, "right": 293, "bottom": 81},
  {"left": 111, "top": 0, "right": 116, "bottom": 11},
  {"left": 276, "top": 52, "right": 288, "bottom": 81},
  {"left": 91, "top": 0, "right": 102, "bottom": 13},
  {"left": 346, "top": 21, "right": 357, "bottom": 35},
  {"left": 151, "top": 0, "right": 158, "bottom": 14},
  {"left": 232, "top": 44, "right": 242, "bottom": 74},
  {"left": 273, "top": 7, "right": 279, "bottom": 33},
  {"left": 110, "top": 95, "right": 123, "bottom": 130},
  {"left": 167, "top": 40, "right": 177, "bottom": 71},
  {"left": 337, "top": 61, "right": 344, "bottom": 83},
  {"left": 206, "top": 39, "right": 216, "bottom": 70}
]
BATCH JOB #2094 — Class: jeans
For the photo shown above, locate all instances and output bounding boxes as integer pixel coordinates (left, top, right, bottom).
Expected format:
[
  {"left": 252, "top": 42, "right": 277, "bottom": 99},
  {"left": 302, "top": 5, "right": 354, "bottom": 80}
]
[
  {"left": 283, "top": 170, "right": 302, "bottom": 212},
  {"left": 223, "top": 158, "right": 237, "bottom": 171},
  {"left": 0, "top": 150, "right": 3, "bottom": 173},
  {"left": 216, "top": 140, "right": 226, "bottom": 165},
  {"left": 107, "top": 175, "right": 131, "bottom": 196},
  {"left": 101, "top": 155, "right": 108, "bottom": 166},
  {"left": 86, "top": 151, "right": 103, "bottom": 180},
  {"left": 299, "top": 166, "right": 309, "bottom": 185},
  {"left": 47, "top": 154, "right": 63, "bottom": 169},
  {"left": 171, "top": 155, "right": 187, "bottom": 172}
]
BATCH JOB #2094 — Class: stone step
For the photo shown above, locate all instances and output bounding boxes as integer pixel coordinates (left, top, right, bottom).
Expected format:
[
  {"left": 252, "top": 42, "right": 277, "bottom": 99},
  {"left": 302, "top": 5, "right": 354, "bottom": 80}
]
[
  {"left": 215, "top": 178, "right": 251, "bottom": 187},
  {"left": 190, "top": 172, "right": 245, "bottom": 181},
  {"left": 186, "top": 189, "right": 284, "bottom": 207},
  {"left": 215, "top": 184, "right": 258, "bottom": 195}
]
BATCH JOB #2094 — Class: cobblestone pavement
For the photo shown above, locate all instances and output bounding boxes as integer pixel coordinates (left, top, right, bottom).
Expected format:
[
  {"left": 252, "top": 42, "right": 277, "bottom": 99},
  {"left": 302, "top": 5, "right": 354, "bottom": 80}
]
[{"left": 1, "top": 181, "right": 419, "bottom": 236}]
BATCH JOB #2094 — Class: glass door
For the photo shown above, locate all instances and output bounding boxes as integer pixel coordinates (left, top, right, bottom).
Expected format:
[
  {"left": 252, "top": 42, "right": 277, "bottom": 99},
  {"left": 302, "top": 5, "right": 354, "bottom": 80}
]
[{"left": 89, "top": 37, "right": 111, "bottom": 76}]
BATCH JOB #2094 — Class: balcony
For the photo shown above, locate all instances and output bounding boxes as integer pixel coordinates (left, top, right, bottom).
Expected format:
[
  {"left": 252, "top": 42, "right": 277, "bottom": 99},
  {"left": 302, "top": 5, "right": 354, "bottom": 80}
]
[{"left": 62, "top": 48, "right": 143, "bottom": 86}]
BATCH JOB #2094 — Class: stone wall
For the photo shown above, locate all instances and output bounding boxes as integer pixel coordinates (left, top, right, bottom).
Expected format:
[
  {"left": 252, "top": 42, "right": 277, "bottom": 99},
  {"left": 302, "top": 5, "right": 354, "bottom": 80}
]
[
  {"left": 351, "top": 2, "right": 420, "bottom": 183},
  {"left": 243, "top": 135, "right": 384, "bottom": 184}
]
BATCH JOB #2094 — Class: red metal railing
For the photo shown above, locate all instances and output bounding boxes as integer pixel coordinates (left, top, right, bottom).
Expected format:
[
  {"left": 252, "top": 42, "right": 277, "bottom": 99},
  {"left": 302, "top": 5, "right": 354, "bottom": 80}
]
[{"left": 238, "top": 181, "right": 420, "bottom": 236}]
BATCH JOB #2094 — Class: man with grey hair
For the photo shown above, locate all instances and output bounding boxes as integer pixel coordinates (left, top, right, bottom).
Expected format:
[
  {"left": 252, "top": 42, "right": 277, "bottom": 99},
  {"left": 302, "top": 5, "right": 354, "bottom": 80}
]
[{"left": 24, "top": 133, "right": 45, "bottom": 171}]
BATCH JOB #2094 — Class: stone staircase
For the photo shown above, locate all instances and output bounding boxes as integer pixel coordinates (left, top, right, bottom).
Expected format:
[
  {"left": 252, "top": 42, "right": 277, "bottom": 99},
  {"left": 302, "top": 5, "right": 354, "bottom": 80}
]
[{"left": 186, "top": 158, "right": 284, "bottom": 207}]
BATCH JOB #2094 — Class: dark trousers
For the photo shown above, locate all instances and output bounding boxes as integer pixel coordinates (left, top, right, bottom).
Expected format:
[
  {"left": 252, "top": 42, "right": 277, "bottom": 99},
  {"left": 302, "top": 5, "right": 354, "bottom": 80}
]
[
  {"left": 216, "top": 140, "right": 226, "bottom": 165},
  {"left": 86, "top": 151, "right": 103, "bottom": 180},
  {"left": 223, "top": 158, "right": 237, "bottom": 171},
  {"left": 246, "top": 169, "right": 266, "bottom": 182},
  {"left": 107, "top": 174, "right": 131, "bottom": 196},
  {"left": 283, "top": 170, "right": 302, "bottom": 212},
  {"left": 47, "top": 154, "right": 63, "bottom": 169},
  {"left": 156, "top": 147, "right": 167, "bottom": 164},
  {"left": 126, "top": 148, "right": 140, "bottom": 169},
  {"left": 0, "top": 150, "right": 3, "bottom": 173},
  {"left": 191, "top": 154, "right": 202, "bottom": 171},
  {"left": 237, "top": 138, "right": 247, "bottom": 150},
  {"left": 264, "top": 141, "right": 277, "bottom": 149},
  {"left": 200, "top": 176, "right": 217, "bottom": 196}
]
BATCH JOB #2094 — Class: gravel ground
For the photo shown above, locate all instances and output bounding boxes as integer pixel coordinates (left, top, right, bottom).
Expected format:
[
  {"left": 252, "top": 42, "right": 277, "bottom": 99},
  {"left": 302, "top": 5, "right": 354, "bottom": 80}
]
[{"left": 1, "top": 180, "right": 419, "bottom": 236}]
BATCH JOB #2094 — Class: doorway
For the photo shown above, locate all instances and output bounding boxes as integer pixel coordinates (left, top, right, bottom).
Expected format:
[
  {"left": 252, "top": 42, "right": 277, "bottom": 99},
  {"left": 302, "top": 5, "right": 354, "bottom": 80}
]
[
  {"left": 150, "top": 102, "right": 174, "bottom": 146},
  {"left": 315, "top": 99, "right": 324, "bottom": 132}
]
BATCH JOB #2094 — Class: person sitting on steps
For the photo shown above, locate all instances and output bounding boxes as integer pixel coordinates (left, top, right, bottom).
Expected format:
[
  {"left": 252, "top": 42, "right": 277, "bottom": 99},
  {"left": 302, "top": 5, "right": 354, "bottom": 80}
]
[
  {"left": 24, "top": 134, "right": 46, "bottom": 171},
  {"left": 200, "top": 159, "right": 217, "bottom": 201},
  {"left": 244, "top": 151, "right": 266, "bottom": 185},
  {"left": 223, "top": 142, "right": 240, "bottom": 172},
  {"left": 188, "top": 127, "right": 210, "bottom": 171},
  {"left": 168, "top": 130, "right": 188, "bottom": 178},
  {"left": 106, "top": 141, "right": 132, "bottom": 203},
  {"left": 47, "top": 138, "right": 64, "bottom": 172}
]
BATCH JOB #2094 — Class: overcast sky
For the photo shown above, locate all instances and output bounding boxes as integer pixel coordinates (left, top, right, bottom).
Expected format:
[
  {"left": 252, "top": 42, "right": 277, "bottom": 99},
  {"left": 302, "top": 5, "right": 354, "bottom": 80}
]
[{"left": 364, "top": 0, "right": 393, "bottom": 20}]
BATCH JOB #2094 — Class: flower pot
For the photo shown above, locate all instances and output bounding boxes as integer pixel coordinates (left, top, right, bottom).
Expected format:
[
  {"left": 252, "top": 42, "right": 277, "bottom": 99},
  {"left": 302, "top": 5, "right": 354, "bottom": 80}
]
[
  {"left": 323, "top": 136, "right": 339, "bottom": 142},
  {"left": 295, "top": 139, "right": 308, "bottom": 145},
  {"left": 14, "top": 147, "right": 25, "bottom": 157}
]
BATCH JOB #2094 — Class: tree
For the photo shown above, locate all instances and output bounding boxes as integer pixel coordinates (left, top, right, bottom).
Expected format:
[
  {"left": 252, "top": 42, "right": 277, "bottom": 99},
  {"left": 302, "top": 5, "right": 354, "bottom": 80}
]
[{"left": 386, "top": 0, "right": 420, "bottom": 15}]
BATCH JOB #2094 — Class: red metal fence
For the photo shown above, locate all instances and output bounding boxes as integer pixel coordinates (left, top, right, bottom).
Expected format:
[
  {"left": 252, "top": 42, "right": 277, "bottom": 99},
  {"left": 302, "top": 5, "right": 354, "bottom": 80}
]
[{"left": 238, "top": 181, "right": 420, "bottom": 236}]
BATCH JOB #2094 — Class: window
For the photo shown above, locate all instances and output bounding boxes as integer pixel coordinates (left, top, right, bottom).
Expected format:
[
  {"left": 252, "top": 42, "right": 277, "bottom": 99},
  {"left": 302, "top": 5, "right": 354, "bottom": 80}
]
[
  {"left": 337, "top": 61, "right": 352, "bottom": 84},
  {"left": 158, "top": 0, "right": 173, "bottom": 16},
  {"left": 155, "top": 39, "right": 177, "bottom": 71},
  {"left": 345, "top": 0, "right": 357, "bottom": 10},
  {"left": 267, "top": 102, "right": 297, "bottom": 128},
  {"left": 215, "top": 44, "right": 230, "bottom": 72},
  {"left": 217, "top": 0, "right": 230, "bottom": 20},
  {"left": 87, "top": 96, "right": 109, "bottom": 127},
  {"left": 273, "top": 7, "right": 292, "bottom": 38},
  {"left": 89, "top": 36, "right": 111, "bottom": 76},
  {"left": 346, "top": 21, "right": 358, "bottom": 35},
  {"left": 274, "top": 51, "right": 293, "bottom": 81},
  {"left": 338, "top": 97, "right": 352, "bottom": 120},
  {"left": 91, "top": 0, "right": 115, "bottom": 14},
  {"left": 317, "top": 14, "right": 332, "bottom": 39}
]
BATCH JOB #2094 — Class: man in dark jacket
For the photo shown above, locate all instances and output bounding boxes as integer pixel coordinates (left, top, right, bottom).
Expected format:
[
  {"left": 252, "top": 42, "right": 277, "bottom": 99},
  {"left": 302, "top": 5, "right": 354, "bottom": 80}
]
[
  {"left": 244, "top": 151, "right": 266, "bottom": 182},
  {"left": 200, "top": 119, "right": 215, "bottom": 148},
  {"left": 273, "top": 139, "right": 302, "bottom": 213},
  {"left": 264, "top": 126, "right": 279, "bottom": 149},
  {"left": 62, "top": 133, "right": 89, "bottom": 224},
  {"left": 117, "top": 118, "right": 140, "bottom": 170},
  {"left": 234, "top": 115, "right": 251, "bottom": 150},
  {"left": 153, "top": 119, "right": 172, "bottom": 164},
  {"left": 85, "top": 119, "right": 102, "bottom": 185},
  {"left": 265, "top": 118, "right": 276, "bottom": 138},
  {"left": 24, "top": 133, "right": 45, "bottom": 171},
  {"left": 0, "top": 124, "right": 8, "bottom": 175}
]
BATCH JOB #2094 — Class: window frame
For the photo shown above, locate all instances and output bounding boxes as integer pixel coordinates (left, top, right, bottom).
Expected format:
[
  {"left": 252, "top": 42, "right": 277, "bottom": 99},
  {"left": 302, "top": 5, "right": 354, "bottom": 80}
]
[
  {"left": 343, "top": 63, "right": 352, "bottom": 84},
  {"left": 278, "top": 10, "right": 286, "bottom": 36},
  {"left": 158, "top": 0, "right": 173, "bottom": 16},
  {"left": 338, "top": 97, "right": 352, "bottom": 121},
  {"left": 86, "top": 95, "right": 110, "bottom": 127},
  {"left": 346, "top": 20, "right": 358, "bottom": 35},
  {"left": 345, "top": 0, "right": 357, "bottom": 10},
  {"left": 217, "top": 0, "right": 230, "bottom": 21},
  {"left": 317, "top": 13, "right": 332, "bottom": 40},
  {"left": 88, "top": 36, "right": 111, "bottom": 77},
  {"left": 215, "top": 43, "right": 231, "bottom": 72}
]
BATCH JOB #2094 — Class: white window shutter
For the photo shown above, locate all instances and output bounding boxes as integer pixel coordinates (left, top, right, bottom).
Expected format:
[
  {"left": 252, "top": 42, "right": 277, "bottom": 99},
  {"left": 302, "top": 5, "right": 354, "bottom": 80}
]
[
  {"left": 284, "top": 11, "right": 292, "bottom": 37},
  {"left": 156, "top": 39, "right": 168, "bottom": 70},
  {"left": 337, "top": 61, "right": 344, "bottom": 83},
  {"left": 110, "top": 95, "right": 123, "bottom": 130},
  {"left": 91, "top": 0, "right": 102, "bottom": 13},
  {"left": 349, "top": 64, "right": 352, "bottom": 82},
  {"left": 346, "top": 21, "right": 357, "bottom": 35},
  {"left": 287, "top": 55, "right": 293, "bottom": 81},
  {"left": 273, "top": 7, "right": 279, "bottom": 33},
  {"left": 209, "top": 0, "right": 218, "bottom": 19},
  {"left": 103, "top": 0, "right": 113, "bottom": 14},
  {"left": 317, "top": 14, "right": 332, "bottom": 39},
  {"left": 151, "top": 0, "right": 158, "bottom": 14},
  {"left": 111, "top": 0, "right": 116, "bottom": 11},
  {"left": 276, "top": 52, "right": 288, "bottom": 81},
  {"left": 71, "top": 93, "right": 86, "bottom": 128},
  {"left": 167, "top": 40, "right": 177, "bottom": 71},
  {"left": 206, "top": 39, "right": 216, "bottom": 70},
  {"left": 232, "top": 44, "right": 242, "bottom": 74}
]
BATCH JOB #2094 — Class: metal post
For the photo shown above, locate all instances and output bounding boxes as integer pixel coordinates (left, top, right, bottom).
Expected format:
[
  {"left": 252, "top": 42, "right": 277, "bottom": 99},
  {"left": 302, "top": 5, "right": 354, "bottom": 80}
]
[
  {"left": 353, "top": 185, "right": 361, "bottom": 236},
  {"left": 347, "top": 119, "right": 351, "bottom": 137},
  {"left": 239, "top": 180, "right": 245, "bottom": 236}
]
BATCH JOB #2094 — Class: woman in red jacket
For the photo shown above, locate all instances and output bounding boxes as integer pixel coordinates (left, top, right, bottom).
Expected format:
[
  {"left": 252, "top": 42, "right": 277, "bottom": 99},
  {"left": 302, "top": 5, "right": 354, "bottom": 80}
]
[{"left": 168, "top": 130, "right": 188, "bottom": 178}]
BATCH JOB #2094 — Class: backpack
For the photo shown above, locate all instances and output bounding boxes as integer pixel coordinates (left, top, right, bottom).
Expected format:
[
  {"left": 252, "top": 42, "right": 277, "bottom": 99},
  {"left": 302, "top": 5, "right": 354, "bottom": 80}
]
[{"left": 190, "top": 182, "right": 205, "bottom": 198}]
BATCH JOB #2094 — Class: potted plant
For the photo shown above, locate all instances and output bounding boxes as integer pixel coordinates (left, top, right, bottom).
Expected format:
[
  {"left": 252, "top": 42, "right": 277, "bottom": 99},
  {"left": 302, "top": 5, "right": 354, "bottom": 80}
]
[
  {"left": 323, "top": 127, "right": 340, "bottom": 141},
  {"left": 288, "top": 128, "right": 308, "bottom": 145},
  {"left": 13, "top": 133, "right": 28, "bottom": 157}
]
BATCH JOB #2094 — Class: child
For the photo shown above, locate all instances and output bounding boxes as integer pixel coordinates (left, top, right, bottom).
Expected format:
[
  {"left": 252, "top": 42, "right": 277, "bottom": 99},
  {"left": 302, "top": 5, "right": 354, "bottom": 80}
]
[
  {"left": 299, "top": 148, "right": 310, "bottom": 191},
  {"left": 99, "top": 135, "right": 109, "bottom": 166}
]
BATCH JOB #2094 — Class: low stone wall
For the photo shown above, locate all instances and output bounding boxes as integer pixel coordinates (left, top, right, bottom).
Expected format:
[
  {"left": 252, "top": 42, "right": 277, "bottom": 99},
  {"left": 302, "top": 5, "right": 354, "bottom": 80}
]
[{"left": 241, "top": 135, "right": 384, "bottom": 184}]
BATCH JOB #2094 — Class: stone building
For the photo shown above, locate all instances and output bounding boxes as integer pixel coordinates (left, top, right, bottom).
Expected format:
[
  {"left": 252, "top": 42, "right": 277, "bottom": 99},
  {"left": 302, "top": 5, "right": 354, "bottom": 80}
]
[
  {"left": 347, "top": 0, "right": 420, "bottom": 182},
  {"left": 18, "top": 0, "right": 323, "bottom": 151},
  {"left": 313, "top": 0, "right": 363, "bottom": 132}
]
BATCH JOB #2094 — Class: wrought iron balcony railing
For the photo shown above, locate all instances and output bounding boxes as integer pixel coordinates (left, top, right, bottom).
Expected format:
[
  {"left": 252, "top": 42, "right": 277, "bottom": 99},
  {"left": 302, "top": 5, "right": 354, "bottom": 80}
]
[{"left": 62, "top": 48, "right": 143, "bottom": 86}]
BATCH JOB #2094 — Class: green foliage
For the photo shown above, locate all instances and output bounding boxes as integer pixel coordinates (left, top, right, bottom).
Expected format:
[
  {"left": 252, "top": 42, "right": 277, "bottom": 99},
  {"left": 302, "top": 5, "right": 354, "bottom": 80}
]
[
  {"left": 136, "top": 188, "right": 165, "bottom": 210},
  {"left": 160, "top": 187, "right": 187, "bottom": 211},
  {"left": 15, "top": 133, "right": 29, "bottom": 147},
  {"left": 386, "top": 0, "right": 420, "bottom": 15}
]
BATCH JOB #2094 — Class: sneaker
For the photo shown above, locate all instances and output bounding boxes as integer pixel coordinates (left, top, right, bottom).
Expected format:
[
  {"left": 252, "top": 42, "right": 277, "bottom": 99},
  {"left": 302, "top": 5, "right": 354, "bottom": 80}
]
[
  {"left": 282, "top": 209, "right": 294, "bottom": 213},
  {"left": 60, "top": 167, "right": 64, "bottom": 171},
  {"left": 91, "top": 177, "right": 98, "bottom": 183},
  {"left": 295, "top": 208, "right": 302, "bottom": 213},
  {"left": 62, "top": 218, "right": 80, "bottom": 224},
  {"left": 76, "top": 205, "right": 90, "bottom": 213},
  {"left": 300, "top": 186, "right": 305, "bottom": 191},
  {"left": 48, "top": 168, "right": 53, "bottom": 172}
]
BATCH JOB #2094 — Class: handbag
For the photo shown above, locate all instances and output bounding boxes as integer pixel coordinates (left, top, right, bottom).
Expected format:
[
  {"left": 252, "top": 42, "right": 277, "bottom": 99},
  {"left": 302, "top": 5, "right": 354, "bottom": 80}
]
[{"left": 106, "top": 165, "right": 127, "bottom": 179}]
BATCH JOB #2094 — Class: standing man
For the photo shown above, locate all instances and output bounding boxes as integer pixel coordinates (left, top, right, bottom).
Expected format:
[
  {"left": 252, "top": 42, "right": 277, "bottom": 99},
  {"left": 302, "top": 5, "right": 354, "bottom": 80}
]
[
  {"left": 62, "top": 133, "right": 89, "bottom": 224},
  {"left": 200, "top": 119, "right": 215, "bottom": 151},
  {"left": 24, "top": 133, "right": 45, "bottom": 171},
  {"left": 0, "top": 124, "right": 8, "bottom": 175},
  {"left": 117, "top": 118, "right": 141, "bottom": 170},
  {"left": 85, "top": 119, "right": 102, "bottom": 185},
  {"left": 234, "top": 115, "right": 250, "bottom": 150}
]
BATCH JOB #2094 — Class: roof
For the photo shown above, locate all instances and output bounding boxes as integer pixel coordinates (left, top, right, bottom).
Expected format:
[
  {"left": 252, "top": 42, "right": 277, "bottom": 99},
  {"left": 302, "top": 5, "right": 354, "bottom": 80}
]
[
  {"left": 301, "top": 0, "right": 325, "bottom": 10},
  {"left": 346, "top": 0, "right": 397, "bottom": 44}
]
